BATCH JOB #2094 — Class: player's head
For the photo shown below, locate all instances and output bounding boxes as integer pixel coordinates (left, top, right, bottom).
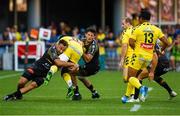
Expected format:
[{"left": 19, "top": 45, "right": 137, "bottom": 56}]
[
  {"left": 85, "top": 26, "right": 96, "bottom": 43},
  {"left": 121, "top": 17, "right": 132, "bottom": 29},
  {"left": 139, "top": 8, "right": 151, "bottom": 23},
  {"left": 57, "top": 39, "right": 68, "bottom": 54}
]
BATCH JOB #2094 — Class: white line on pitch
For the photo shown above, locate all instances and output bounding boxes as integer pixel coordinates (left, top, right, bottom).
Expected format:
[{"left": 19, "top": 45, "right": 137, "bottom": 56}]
[
  {"left": 148, "top": 87, "right": 153, "bottom": 92},
  {"left": 0, "top": 73, "right": 21, "bottom": 79},
  {"left": 130, "top": 104, "right": 141, "bottom": 112},
  {"left": 129, "top": 87, "right": 153, "bottom": 112}
]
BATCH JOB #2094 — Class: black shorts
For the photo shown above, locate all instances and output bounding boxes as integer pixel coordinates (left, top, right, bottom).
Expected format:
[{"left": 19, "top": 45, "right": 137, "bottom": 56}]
[
  {"left": 61, "top": 64, "right": 100, "bottom": 77},
  {"left": 77, "top": 64, "right": 100, "bottom": 77},
  {"left": 22, "top": 63, "right": 49, "bottom": 86},
  {"left": 154, "top": 60, "right": 170, "bottom": 77}
]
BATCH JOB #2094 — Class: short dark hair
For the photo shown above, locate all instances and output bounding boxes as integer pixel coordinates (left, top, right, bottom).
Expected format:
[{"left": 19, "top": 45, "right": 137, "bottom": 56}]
[
  {"left": 85, "top": 26, "right": 97, "bottom": 35},
  {"left": 139, "top": 9, "right": 151, "bottom": 21},
  {"left": 58, "top": 39, "right": 68, "bottom": 47},
  {"left": 124, "top": 17, "right": 132, "bottom": 25}
]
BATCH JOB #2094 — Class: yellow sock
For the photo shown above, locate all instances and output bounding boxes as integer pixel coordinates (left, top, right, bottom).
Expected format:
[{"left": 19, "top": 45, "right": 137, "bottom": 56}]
[
  {"left": 125, "top": 82, "right": 134, "bottom": 97},
  {"left": 129, "top": 77, "right": 141, "bottom": 89},
  {"left": 131, "top": 86, "right": 135, "bottom": 95},
  {"left": 63, "top": 73, "right": 73, "bottom": 87},
  {"left": 50, "top": 65, "right": 58, "bottom": 74}
]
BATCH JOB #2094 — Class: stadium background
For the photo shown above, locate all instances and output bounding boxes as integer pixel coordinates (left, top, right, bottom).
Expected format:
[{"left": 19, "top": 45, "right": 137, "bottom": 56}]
[
  {"left": 0, "top": 0, "right": 180, "bottom": 115},
  {"left": 0, "top": 0, "right": 180, "bottom": 71}
]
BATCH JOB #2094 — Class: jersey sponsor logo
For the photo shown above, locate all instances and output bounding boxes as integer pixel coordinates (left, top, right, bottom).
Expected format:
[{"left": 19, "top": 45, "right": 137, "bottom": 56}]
[{"left": 140, "top": 43, "right": 154, "bottom": 49}]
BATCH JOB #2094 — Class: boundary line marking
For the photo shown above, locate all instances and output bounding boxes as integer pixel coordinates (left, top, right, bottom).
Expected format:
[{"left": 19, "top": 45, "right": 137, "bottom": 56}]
[
  {"left": 130, "top": 104, "right": 141, "bottom": 112},
  {"left": 0, "top": 73, "right": 21, "bottom": 79},
  {"left": 129, "top": 87, "right": 153, "bottom": 112}
]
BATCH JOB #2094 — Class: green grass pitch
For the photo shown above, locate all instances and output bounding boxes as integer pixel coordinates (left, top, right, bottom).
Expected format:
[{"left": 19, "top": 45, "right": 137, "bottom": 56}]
[{"left": 0, "top": 70, "right": 179, "bottom": 115}]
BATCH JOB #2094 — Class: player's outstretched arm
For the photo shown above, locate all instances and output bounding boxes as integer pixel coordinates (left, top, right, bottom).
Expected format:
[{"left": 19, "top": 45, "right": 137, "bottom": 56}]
[
  {"left": 149, "top": 53, "right": 158, "bottom": 81},
  {"left": 119, "top": 43, "right": 128, "bottom": 68}
]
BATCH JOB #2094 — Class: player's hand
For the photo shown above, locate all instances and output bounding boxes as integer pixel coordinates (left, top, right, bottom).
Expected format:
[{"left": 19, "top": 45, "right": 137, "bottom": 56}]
[
  {"left": 119, "top": 59, "right": 124, "bottom": 69},
  {"left": 68, "top": 64, "right": 79, "bottom": 73},
  {"left": 148, "top": 72, "right": 154, "bottom": 81}
]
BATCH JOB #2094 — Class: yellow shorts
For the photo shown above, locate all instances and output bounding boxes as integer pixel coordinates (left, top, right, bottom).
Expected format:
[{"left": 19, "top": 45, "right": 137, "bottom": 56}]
[
  {"left": 129, "top": 53, "right": 152, "bottom": 70},
  {"left": 124, "top": 55, "right": 131, "bottom": 68}
]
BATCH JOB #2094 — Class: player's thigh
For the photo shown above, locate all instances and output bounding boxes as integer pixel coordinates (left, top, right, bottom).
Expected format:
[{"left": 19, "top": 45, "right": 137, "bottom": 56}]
[
  {"left": 129, "top": 53, "right": 143, "bottom": 70},
  {"left": 78, "top": 65, "right": 99, "bottom": 77},
  {"left": 61, "top": 67, "right": 69, "bottom": 76},
  {"left": 18, "top": 76, "right": 29, "bottom": 85},
  {"left": 32, "top": 77, "right": 44, "bottom": 87},
  {"left": 138, "top": 68, "right": 149, "bottom": 80}
]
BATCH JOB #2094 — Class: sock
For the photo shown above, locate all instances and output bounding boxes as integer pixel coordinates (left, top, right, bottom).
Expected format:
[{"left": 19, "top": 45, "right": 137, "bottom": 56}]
[
  {"left": 155, "top": 77, "right": 172, "bottom": 94},
  {"left": 17, "top": 84, "right": 24, "bottom": 91},
  {"left": 63, "top": 73, "right": 73, "bottom": 87},
  {"left": 74, "top": 86, "right": 79, "bottom": 94},
  {"left": 125, "top": 82, "right": 134, "bottom": 97},
  {"left": 50, "top": 65, "right": 58, "bottom": 74},
  {"left": 134, "top": 80, "right": 142, "bottom": 99},
  {"left": 14, "top": 90, "right": 22, "bottom": 99},
  {"left": 87, "top": 85, "right": 95, "bottom": 93},
  {"left": 129, "top": 77, "right": 142, "bottom": 89}
]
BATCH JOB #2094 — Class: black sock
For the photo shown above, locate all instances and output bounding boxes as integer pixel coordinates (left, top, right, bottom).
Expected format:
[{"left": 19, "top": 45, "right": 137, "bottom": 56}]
[
  {"left": 87, "top": 85, "right": 95, "bottom": 93},
  {"left": 155, "top": 77, "right": 172, "bottom": 94},
  {"left": 134, "top": 80, "right": 142, "bottom": 99},
  {"left": 74, "top": 86, "right": 79, "bottom": 94},
  {"left": 13, "top": 90, "right": 22, "bottom": 99}
]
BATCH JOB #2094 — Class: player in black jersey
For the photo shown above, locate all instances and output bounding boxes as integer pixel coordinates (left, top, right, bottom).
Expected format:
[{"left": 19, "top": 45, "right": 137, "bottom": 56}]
[
  {"left": 3, "top": 40, "right": 77, "bottom": 101},
  {"left": 68, "top": 27, "right": 100, "bottom": 100}
]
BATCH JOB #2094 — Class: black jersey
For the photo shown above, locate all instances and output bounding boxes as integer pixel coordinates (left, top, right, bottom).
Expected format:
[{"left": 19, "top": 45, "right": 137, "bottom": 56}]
[
  {"left": 36, "top": 45, "right": 61, "bottom": 70},
  {"left": 22, "top": 44, "right": 61, "bottom": 86},
  {"left": 83, "top": 39, "right": 99, "bottom": 66}
]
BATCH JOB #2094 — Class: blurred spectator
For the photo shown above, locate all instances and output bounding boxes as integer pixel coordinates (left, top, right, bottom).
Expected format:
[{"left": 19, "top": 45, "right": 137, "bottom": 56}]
[
  {"left": 59, "top": 21, "right": 71, "bottom": 35},
  {"left": 105, "top": 32, "right": 117, "bottom": 59},
  {"left": 115, "top": 34, "right": 122, "bottom": 56},
  {"left": 72, "top": 27, "right": 81, "bottom": 39},
  {"left": 21, "top": 32, "right": 30, "bottom": 41},
  {"left": 171, "top": 34, "right": 180, "bottom": 71},
  {"left": 13, "top": 26, "right": 22, "bottom": 41},
  {"left": 46, "top": 28, "right": 59, "bottom": 48},
  {"left": 97, "top": 28, "right": 106, "bottom": 70}
]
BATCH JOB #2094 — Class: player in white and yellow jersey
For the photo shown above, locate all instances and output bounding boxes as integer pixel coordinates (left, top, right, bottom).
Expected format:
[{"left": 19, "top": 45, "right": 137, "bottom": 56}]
[
  {"left": 119, "top": 17, "right": 135, "bottom": 99},
  {"left": 122, "top": 9, "right": 170, "bottom": 103}
]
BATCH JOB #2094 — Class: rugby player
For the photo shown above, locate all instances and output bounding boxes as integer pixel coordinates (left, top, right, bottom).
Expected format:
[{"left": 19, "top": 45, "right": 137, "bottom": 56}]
[
  {"left": 122, "top": 9, "right": 170, "bottom": 103},
  {"left": 4, "top": 39, "right": 77, "bottom": 101},
  {"left": 45, "top": 27, "right": 100, "bottom": 100},
  {"left": 119, "top": 17, "right": 135, "bottom": 99},
  {"left": 70, "top": 27, "right": 100, "bottom": 100},
  {"left": 132, "top": 44, "right": 178, "bottom": 101}
]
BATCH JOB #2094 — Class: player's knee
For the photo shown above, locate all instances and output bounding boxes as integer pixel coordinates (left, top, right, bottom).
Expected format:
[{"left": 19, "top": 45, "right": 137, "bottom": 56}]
[
  {"left": 154, "top": 77, "right": 163, "bottom": 83},
  {"left": 50, "top": 65, "right": 58, "bottom": 74},
  {"left": 30, "top": 82, "right": 38, "bottom": 88},
  {"left": 61, "top": 68, "right": 69, "bottom": 76},
  {"left": 18, "top": 77, "right": 28, "bottom": 85}
]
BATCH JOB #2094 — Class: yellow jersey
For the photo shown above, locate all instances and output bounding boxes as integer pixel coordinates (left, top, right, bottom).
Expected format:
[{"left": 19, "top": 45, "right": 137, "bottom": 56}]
[
  {"left": 59, "top": 36, "right": 83, "bottom": 64},
  {"left": 131, "top": 22, "right": 164, "bottom": 59},
  {"left": 121, "top": 27, "right": 134, "bottom": 57}
]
